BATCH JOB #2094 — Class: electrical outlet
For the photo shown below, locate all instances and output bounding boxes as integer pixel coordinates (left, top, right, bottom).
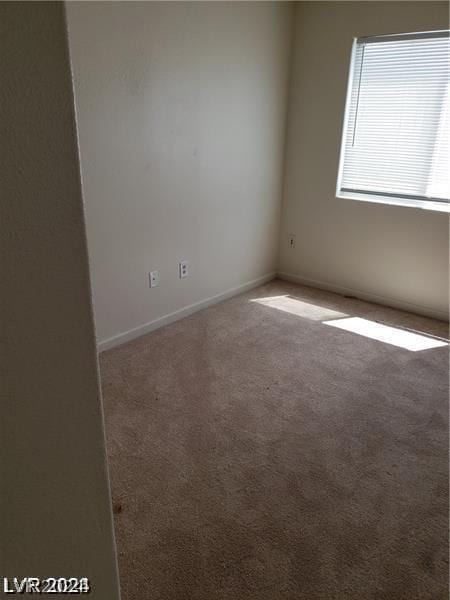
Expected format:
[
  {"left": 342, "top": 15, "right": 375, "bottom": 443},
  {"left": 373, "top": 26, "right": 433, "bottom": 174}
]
[
  {"left": 288, "top": 234, "right": 296, "bottom": 249},
  {"left": 179, "top": 260, "right": 189, "bottom": 279},
  {"left": 149, "top": 270, "right": 160, "bottom": 288}
]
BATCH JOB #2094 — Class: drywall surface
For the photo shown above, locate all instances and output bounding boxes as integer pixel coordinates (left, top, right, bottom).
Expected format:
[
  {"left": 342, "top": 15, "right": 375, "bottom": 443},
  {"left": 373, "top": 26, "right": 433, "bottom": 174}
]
[
  {"left": 279, "top": 1, "right": 449, "bottom": 320},
  {"left": 67, "top": 2, "right": 293, "bottom": 345},
  {"left": 1, "top": 4, "right": 120, "bottom": 597}
]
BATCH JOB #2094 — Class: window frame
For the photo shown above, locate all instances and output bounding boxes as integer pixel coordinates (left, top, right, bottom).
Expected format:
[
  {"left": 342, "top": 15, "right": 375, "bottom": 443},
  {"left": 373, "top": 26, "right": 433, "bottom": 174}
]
[{"left": 336, "top": 31, "right": 450, "bottom": 213}]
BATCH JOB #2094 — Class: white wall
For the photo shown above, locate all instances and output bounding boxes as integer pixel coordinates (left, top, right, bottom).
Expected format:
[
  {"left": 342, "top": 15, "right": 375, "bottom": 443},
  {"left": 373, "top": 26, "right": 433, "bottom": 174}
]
[
  {"left": 1, "top": 3, "right": 120, "bottom": 597},
  {"left": 279, "top": 1, "right": 449, "bottom": 320},
  {"left": 67, "top": 1, "right": 293, "bottom": 348}
]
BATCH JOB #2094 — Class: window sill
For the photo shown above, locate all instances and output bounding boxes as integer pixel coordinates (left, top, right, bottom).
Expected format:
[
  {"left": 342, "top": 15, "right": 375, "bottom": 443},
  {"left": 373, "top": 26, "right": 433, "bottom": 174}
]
[{"left": 337, "top": 191, "right": 450, "bottom": 214}]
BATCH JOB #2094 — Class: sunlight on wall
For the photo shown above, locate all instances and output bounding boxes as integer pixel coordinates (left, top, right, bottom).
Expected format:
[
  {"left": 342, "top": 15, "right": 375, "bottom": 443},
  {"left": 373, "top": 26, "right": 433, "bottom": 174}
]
[
  {"left": 323, "top": 317, "right": 448, "bottom": 351},
  {"left": 251, "top": 295, "right": 347, "bottom": 321}
]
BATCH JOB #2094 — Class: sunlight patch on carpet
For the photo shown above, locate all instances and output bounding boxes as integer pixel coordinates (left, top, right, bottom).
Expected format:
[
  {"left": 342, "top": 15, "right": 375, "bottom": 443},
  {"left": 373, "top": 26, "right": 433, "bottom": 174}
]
[
  {"left": 251, "top": 295, "right": 347, "bottom": 321},
  {"left": 323, "top": 317, "right": 448, "bottom": 351}
]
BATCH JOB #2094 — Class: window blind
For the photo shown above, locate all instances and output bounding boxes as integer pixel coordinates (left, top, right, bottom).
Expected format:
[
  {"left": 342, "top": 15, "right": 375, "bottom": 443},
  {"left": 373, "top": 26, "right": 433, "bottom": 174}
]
[{"left": 337, "top": 31, "right": 450, "bottom": 209}]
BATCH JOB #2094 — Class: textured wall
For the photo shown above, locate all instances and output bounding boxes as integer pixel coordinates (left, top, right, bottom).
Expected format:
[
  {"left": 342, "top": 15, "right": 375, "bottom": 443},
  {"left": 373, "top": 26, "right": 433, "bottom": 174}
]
[
  {"left": 1, "top": 3, "right": 120, "bottom": 597},
  {"left": 67, "top": 1, "right": 293, "bottom": 347},
  {"left": 279, "top": 1, "right": 449, "bottom": 320}
]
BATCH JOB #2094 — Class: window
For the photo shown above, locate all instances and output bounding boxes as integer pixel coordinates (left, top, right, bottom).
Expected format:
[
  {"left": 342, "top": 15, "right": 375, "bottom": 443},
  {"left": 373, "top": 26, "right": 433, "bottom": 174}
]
[{"left": 337, "top": 31, "right": 450, "bottom": 212}]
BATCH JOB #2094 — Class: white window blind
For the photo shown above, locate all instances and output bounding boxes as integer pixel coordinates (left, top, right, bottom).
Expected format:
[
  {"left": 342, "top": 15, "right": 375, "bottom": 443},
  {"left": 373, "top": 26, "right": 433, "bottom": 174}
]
[{"left": 337, "top": 31, "right": 450, "bottom": 211}]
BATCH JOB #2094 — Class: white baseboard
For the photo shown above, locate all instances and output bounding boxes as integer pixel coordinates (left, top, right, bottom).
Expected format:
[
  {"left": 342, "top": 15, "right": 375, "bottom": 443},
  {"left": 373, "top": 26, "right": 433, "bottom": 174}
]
[
  {"left": 98, "top": 272, "right": 276, "bottom": 352},
  {"left": 98, "top": 269, "right": 447, "bottom": 351},
  {"left": 277, "top": 271, "right": 449, "bottom": 322}
]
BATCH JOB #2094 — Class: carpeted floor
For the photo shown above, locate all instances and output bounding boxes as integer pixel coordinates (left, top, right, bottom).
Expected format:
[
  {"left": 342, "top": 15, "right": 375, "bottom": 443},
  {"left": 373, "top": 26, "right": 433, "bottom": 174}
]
[{"left": 100, "top": 279, "right": 449, "bottom": 600}]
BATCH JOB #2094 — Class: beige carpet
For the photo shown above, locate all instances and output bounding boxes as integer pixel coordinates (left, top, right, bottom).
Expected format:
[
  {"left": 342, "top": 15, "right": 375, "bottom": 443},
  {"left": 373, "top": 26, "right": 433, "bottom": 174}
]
[{"left": 100, "top": 279, "right": 449, "bottom": 600}]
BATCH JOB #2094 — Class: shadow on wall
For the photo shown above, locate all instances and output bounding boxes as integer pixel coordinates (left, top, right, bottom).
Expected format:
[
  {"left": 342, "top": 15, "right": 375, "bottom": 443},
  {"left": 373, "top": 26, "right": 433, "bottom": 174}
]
[{"left": 251, "top": 295, "right": 449, "bottom": 352}]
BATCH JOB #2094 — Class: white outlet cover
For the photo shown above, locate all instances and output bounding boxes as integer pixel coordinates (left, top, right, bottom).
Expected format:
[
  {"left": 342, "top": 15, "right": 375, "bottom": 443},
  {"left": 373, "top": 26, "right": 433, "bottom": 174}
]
[
  {"left": 149, "top": 270, "right": 160, "bottom": 287},
  {"left": 179, "top": 261, "right": 189, "bottom": 278}
]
